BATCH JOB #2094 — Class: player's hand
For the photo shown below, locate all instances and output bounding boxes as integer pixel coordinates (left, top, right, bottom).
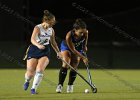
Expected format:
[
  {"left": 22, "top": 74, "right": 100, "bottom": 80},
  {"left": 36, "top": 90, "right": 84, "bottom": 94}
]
[
  {"left": 82, "top": 57, "right": 89, "bottom": 65},
  {"left": 57, "top": 52, "right": 62, "bottom": 59},
  {"left": 37, "top": 45, "right": 45, "bottom": 50}
]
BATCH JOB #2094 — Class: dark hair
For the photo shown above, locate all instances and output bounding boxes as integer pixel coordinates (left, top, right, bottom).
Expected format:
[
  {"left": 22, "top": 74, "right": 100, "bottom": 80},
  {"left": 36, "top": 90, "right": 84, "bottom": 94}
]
[
  {"left": 42, "top": 10, "right": 55, "bottom": 22},
  {"left": 73, "top": 18, "right": 87, "bottom": 30}
]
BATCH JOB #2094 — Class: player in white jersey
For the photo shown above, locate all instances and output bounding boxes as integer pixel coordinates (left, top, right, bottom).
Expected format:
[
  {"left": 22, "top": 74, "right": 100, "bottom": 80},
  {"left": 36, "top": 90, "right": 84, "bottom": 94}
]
[{"left": 23, "top": 10, "right": 61, "bottom": 94}]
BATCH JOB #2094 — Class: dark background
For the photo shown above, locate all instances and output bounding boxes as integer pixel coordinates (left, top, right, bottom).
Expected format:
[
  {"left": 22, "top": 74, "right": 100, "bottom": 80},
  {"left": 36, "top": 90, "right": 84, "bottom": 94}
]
[{"left": 0, "top": 0, "right": 140, "bottom": 69}]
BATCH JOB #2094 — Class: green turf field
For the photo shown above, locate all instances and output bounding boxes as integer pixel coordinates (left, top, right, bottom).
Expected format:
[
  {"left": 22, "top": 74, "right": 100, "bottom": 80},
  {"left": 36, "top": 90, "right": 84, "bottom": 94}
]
[{"left": 0, "top": 69, "right": 140, "bottom": 100}]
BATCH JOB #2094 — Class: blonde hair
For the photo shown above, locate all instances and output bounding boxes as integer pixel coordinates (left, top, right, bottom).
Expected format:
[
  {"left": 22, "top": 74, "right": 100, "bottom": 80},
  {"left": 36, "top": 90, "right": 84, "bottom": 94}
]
[{"left": 42, "top": 10, "right": 55, "bottom": 22}]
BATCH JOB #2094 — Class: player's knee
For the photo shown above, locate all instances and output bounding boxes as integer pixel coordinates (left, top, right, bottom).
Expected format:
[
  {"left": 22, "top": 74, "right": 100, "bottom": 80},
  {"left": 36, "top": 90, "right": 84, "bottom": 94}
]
[
  {"left": 26, "top": 71, "right": 34, "bottom": 78},
  {"left": 26, "top": 68, "right": 35, "bottom": 76},
  {"left": 27, "top": 66, "right": 35, "bottom": 72},
  {"left": 62, "top": 57, "right": 71, "bottom": 68},
  {"left": 62, "top": 62, "right": 71, "bottom": 68},
  {"left": 30, "top": 72, "right": 35, "bottom": 77},
  {"left": 62, "top": 62, "right": 68, "bottom": 68},
  {"left": 71, "top": 60, "right": 79, "bottom": 68},
  {"left": 71, "top": 63, "right": 79, "bottom": 69}
]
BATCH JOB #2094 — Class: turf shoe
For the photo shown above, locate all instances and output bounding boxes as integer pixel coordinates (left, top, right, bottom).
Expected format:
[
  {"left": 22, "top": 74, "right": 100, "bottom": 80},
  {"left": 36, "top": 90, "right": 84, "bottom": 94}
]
[
  {"left": 23, "top": 82, "right": 29, "bottom": 91},
  {"left": 67, "top": 85, "right": 73, "bottom": 93},
  {"left": 31, "top": 88, "right": 37, "bottom": 94},
  {"left": 56, "top": 84, "right": 63, "bottom": 93}
]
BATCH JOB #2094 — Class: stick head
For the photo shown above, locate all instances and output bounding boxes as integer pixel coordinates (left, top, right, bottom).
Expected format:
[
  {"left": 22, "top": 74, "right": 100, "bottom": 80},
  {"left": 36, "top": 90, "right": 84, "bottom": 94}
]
[{"left": 92, "top": 87, "right": 97, "bottom": 93}]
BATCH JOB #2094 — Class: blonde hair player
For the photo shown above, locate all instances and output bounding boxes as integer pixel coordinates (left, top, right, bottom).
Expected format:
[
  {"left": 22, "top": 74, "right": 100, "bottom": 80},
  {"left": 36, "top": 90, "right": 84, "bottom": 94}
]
[{"left": 23, "top": 10, "right": 61, "bottom": 94}]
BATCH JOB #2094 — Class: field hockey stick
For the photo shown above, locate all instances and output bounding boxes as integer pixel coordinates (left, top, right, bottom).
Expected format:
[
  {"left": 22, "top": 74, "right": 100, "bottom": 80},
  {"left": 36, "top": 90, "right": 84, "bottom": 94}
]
[
  {"left": 83, "top": 52, "right": 93, "bottom": 84},
  {"left": 83, "top": 52, "right": 97, "bottom": 93},
  {"left": 60, "top": 57, "right": 97, "bottom": 93}
]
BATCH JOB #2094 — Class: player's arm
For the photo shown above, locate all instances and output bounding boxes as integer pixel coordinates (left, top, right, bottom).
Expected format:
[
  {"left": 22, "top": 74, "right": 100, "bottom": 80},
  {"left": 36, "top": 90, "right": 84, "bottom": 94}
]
[
  {"left": 31, "top": 26, "right": 45, "bottom": 49},
  {"left": 84, "top": 30, "right": 88, "bottom": 52},
  {"left": 50, "top": 29, "right": 61, "bottom": 56},
  {"left": 66, "top": 32, "right": 86, "bottom": 60}
]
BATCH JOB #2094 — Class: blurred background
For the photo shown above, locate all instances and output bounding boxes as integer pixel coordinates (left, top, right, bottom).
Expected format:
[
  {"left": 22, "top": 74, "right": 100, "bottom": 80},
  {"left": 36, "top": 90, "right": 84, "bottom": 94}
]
[{"left": 0, "top": 0, "right": 140, "bottom": 69}]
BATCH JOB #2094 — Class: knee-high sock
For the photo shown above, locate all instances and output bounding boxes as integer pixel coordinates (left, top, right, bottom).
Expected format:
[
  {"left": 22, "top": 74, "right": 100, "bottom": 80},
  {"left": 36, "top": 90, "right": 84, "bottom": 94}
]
[
  {"left": 58, "top": 67, "right": 68, "bottom": 86},
  {"left": 31, "top": 72, "right": 43, "bottom": 90},
  {"left": 68, "top": 70, "right": 77, "bottom": 85}
]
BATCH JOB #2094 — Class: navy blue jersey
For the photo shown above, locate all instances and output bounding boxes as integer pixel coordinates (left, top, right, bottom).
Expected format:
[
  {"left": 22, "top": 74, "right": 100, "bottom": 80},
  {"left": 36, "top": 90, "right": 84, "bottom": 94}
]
[
  {"left": 71, "top": 30, "right": 85, "bottom": 51},
  {"left": 60, "top": 31, "right": 85, "bottom": 53}
]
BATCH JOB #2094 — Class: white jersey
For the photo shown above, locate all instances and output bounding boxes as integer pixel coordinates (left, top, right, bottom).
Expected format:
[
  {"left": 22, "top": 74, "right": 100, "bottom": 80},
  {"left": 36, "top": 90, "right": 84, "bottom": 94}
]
[{"left": 36, "top": 24, "right": 53, "bottom": 45}]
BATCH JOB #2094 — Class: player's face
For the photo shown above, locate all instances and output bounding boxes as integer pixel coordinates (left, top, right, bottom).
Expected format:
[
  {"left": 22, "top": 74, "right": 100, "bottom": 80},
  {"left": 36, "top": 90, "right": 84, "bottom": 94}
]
[
  {"left": 75, "top": 28, "right": 87, "bottom": 37},
  {"left": 46, "top": 17, "right": 56, "bottom": 27}
]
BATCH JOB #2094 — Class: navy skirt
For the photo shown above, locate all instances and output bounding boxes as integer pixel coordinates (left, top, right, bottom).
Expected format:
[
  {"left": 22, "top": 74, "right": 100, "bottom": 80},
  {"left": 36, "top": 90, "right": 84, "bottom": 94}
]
[{"left": 23, "top": 44, "right": 50, "bottom": 60}]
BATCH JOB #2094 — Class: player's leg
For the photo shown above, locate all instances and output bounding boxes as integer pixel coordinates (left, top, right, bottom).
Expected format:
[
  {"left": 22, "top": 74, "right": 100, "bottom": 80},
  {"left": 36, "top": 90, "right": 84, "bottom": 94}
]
[
  {"left": 56, "top": 50, "right": 71, "bottom": 93},
  {"left": 31, "top": 56, "right": 49, "bottom": 94},
  {"left": 67, "top": 54, "right": 80, "bottom": 93},
  {"left": 24, "top": 58, "right": 38, "bottom": 90}
]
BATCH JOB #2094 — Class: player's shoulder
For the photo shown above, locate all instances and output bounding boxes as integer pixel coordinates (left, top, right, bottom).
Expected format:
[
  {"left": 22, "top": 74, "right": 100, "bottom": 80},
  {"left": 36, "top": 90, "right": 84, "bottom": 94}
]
[
  {"left": 35, "top": 24, "right": 41, "bottom": 28},
  {"left": 34, "top": 24, "right": 41, "bottom": 30},
  {"left": 66, "top": 31, "right": 71, "bottom": 37},
  {"left": 32, "top": 24, "right": 40, "bottom": 33},
  {"left": 65, "top": 30, "right": 73, "bottom": 40},
  {"left": 67, "top": 30, "right": 73, "bottom": 35}
]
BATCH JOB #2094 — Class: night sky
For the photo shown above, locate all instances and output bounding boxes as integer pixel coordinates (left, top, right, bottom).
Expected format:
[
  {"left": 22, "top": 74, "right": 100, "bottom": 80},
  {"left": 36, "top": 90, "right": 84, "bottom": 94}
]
[
  {"left": 28, "top": 0, "right": 140, "bottom": 19},
  {"left": 0, "top": 0, "right": 140, "bottom": 68},
  {"left": 0, "top": 0, "right": 140, "bottom": 42}
]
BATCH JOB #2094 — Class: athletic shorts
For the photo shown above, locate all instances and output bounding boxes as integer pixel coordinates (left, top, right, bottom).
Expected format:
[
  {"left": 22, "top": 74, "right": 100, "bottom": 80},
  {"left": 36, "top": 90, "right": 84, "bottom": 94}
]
[
  {"left": 60, "top": 41, "right": 83, "bottom": 54},
  {"left": 23, "top": 44, "right": 50, "bottom": 60}
]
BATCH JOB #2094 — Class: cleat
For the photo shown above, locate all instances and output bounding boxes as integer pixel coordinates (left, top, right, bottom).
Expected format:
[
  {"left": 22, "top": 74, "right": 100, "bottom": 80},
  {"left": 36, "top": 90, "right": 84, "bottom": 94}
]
[
  {"left": 67, "top": 85, "right": 73, "bottom": 93},
  {"left": 23, "top": 82, "right": 29, "bottom": 91},
  {"left": 56, "top": 84, "right": 63, "bottom": 93},
  {"left": 31, "top": 88, "right": 37, "bottom": 95}
]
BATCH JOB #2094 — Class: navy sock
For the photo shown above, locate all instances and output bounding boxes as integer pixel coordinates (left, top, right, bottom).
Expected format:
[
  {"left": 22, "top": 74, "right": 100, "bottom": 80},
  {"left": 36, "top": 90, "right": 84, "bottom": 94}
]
[
  {"left": 58, "top": 67, "right": 68, "bottom": 86},
  {"left": 68, "top": 70, "right": 77, "bottom": 85}
]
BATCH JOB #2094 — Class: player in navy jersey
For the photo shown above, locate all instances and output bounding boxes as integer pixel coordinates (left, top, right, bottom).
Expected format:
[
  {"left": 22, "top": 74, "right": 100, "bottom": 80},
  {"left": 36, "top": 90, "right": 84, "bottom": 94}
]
[
  {"left": 56, "top": 19, "right": 88, "bottom": 93},
  {"left": 23, "top": 10, "right": 61, "bottom": 94}
]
